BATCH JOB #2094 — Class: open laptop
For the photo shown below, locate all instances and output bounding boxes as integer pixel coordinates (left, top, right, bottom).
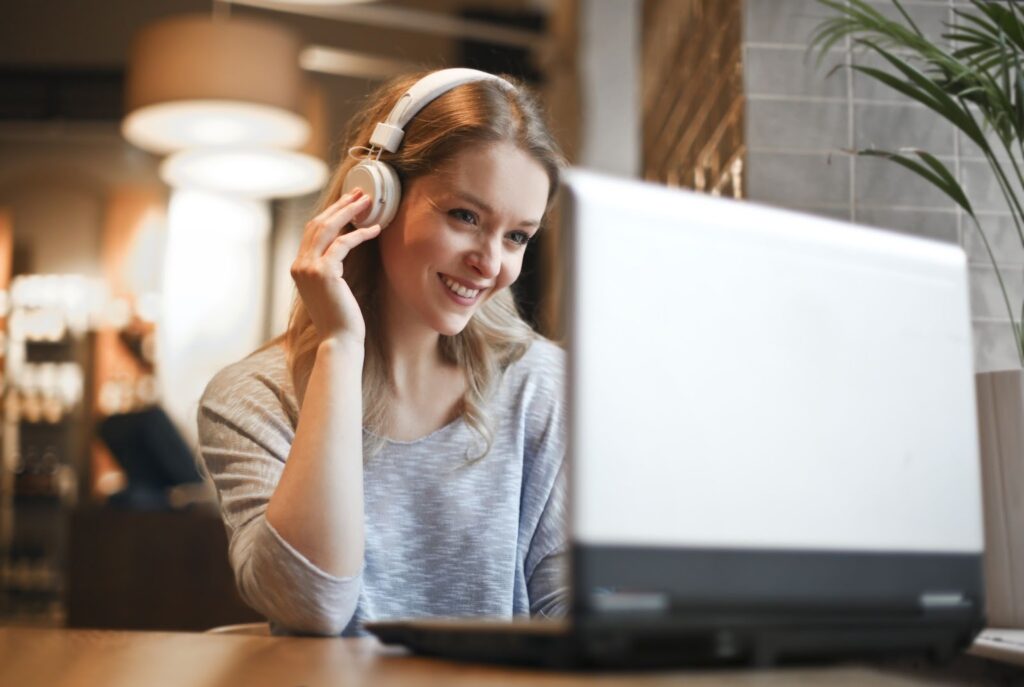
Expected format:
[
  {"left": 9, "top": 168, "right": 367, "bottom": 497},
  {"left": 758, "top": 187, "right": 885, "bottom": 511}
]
[{"left": 365, "top": 168, "right": 986, "bottom": 667}]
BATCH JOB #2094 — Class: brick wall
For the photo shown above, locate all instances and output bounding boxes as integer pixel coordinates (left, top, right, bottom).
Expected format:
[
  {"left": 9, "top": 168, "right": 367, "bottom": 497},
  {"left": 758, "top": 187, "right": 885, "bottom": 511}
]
[
  {"left": 640, "top": 0, "right": 1018, "bottom": 369},
  {"left": 743, "top": 0, "right": 1019, "bottom": 370}
]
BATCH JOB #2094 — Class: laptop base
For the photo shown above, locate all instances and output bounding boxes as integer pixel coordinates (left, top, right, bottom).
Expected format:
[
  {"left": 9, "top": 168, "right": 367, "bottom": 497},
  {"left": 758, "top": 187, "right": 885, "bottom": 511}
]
[{"left": 366, "top": 615, "right": 982, "bottom": 669}]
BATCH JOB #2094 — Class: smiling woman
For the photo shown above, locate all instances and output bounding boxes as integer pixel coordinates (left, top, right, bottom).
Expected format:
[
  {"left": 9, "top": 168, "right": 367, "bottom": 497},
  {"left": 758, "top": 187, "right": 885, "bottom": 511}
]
[
  {"left": 380, "top": 142, "right": 549, "bottom": 339},
  {"left": 195, "top": 69, "right": 568, "bottom": 636}
]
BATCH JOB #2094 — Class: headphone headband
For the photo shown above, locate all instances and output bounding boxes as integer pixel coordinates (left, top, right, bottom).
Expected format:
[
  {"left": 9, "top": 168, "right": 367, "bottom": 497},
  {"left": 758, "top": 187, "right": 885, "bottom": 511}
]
[
  {"left": 344, "top": 68, "right": 513, "bottom": 230},
  {"left": 369, "top": 68, "right": 513, "bottom": 153}
]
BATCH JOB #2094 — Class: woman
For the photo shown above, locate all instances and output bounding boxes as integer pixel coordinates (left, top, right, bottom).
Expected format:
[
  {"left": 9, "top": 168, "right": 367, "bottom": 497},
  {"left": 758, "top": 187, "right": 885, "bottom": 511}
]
[{"left": 197, "top": 69, "right": 568, "bottom": 636}]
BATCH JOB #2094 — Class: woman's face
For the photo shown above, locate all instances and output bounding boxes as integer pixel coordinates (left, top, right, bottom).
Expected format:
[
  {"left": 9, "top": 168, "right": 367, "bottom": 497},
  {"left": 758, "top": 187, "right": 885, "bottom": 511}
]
[{"left": 378, "top": 141, "right": 550, "bottom": 337}]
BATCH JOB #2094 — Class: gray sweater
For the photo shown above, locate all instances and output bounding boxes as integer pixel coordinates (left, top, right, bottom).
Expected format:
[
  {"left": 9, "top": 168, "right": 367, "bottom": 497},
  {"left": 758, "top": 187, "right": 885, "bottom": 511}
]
[{"left": 197, "top": 338, "right": 569, "bottom": 636}]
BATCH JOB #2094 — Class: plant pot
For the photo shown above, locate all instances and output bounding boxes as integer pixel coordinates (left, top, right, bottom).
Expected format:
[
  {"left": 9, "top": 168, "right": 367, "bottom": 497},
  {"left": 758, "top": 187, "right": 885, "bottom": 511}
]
[{"left": 976, "top": 369, "right": 1024, "bottom": 628}]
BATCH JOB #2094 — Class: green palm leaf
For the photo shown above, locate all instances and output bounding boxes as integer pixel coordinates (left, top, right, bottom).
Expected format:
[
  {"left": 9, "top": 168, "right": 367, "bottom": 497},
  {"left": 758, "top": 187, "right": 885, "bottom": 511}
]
[
  {"left": 812, "top": 0, "right": 1024, "bottom": 363},
  {"left": 857, "top": 149, "right": 973, "bottom": 217}
]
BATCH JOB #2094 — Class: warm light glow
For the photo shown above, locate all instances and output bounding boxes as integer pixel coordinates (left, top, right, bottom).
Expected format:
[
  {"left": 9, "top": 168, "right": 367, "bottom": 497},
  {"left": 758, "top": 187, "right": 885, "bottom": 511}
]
[
  {"left": 160, "top": 147, "right": 328, "bottom": 199},
  {"left": 300, "top": 45, "right": 413, "bottom": 79},
  {"left": 125, "top": 208, "right": 168, "bottom": 297},
  {"left": 122, "top": 100, "right": 310, "bottom": 155},
  {"left": 253, "top": 0, "right": 377, "bottom": 4},
  {"left": 9, "top": 274, "right": 108, "bottom": 336},
  {"left": 159, "top": 190, "right": 270, "bottom": 445}
]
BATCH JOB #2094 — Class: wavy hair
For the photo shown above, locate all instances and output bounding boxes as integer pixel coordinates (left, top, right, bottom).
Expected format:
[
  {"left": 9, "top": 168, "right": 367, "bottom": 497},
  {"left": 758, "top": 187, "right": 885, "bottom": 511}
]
[{"left": 284, "top": 71, "right": 564, "bottom": 458}]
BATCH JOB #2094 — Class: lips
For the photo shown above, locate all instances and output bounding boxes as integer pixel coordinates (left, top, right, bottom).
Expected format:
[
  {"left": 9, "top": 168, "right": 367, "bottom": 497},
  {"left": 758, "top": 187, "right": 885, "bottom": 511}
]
[
  {"left": 437, "top": 273, "right": 489, "bottom": 305},
  {"left": 441, "top": 275, "right": 481, "bottom": 298}
]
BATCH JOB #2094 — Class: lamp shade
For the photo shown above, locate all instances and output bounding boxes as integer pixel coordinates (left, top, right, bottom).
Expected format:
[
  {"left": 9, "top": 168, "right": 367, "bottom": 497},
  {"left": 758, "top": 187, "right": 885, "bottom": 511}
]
[
  {"left": 122, "top": 14, "right": 310, "bottom": 154},
  {"left": 160, "top": 147, "right": 328, "bottom": 199}
]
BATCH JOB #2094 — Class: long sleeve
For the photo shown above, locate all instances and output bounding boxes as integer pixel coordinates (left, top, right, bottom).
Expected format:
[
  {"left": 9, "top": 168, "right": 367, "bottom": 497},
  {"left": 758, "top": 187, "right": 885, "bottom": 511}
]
[
  {"left": 198, "top": 339, "right": 569, "bottom": 632},
  {"left": 197, "top": 359, "right": 362, "bottom": 635},
  {"left": 526, "top": 463, "right": 570, "bottom": 618},
  {"left": 519, "top": 343, "right": 570, "bottom": 618}
]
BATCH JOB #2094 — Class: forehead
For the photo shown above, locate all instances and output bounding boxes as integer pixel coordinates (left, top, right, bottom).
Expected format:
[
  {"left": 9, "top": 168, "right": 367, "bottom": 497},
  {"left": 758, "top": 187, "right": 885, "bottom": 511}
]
[{"left": 427, "top": 142, "right": 550, "bottom": 217}]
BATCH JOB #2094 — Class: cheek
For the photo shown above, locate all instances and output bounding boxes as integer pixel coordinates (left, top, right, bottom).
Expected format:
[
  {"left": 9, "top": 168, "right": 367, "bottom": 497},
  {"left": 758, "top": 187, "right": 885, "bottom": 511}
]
[
  {"left": 428, "top": 230, "right": 465, "bottom": 262},
  {"left": 494, "top": 254, "right": 525, "bottom": 291},
  {"left": 379, "top": 214, "right": 438, "bottom": 272},
  {"left": 378, "top": 205, "right": 411, "bottom": 254}
]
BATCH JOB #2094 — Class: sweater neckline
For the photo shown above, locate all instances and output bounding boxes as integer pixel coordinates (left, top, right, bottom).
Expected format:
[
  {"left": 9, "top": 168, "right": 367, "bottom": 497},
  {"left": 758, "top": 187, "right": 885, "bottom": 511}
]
[{"left": 362, "top": 416, "right": 465, "bottom": 446}]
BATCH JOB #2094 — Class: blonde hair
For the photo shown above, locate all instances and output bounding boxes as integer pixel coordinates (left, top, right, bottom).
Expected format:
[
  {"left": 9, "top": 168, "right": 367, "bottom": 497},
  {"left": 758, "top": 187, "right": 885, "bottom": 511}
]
[{"left": 284, "top": 71, "right": 564, "bottom": 458}]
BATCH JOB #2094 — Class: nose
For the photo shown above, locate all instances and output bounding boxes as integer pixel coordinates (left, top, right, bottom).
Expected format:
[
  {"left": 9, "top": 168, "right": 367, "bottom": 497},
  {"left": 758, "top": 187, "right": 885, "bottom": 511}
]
[{"left": 466, "top": 234, "right": 502, "bottom": 280}]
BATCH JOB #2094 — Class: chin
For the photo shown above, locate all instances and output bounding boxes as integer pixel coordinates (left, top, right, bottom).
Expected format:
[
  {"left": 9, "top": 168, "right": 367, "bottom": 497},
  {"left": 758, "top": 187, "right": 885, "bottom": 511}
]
[{"left": 432, "top": 314, "right": 473, "bottom": 337}]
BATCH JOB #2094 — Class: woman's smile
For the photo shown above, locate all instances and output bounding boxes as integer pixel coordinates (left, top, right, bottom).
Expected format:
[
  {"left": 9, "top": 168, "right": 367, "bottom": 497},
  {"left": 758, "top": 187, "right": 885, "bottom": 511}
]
[{"left": 438, "top": 273, "right": 484, "bottom": 305}]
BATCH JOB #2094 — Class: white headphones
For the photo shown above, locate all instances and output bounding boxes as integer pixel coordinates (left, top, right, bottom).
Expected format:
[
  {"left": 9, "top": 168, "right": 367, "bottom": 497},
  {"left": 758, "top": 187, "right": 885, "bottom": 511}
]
[{"left": 342, "top": 68, "right": 514, "bottom": 229}]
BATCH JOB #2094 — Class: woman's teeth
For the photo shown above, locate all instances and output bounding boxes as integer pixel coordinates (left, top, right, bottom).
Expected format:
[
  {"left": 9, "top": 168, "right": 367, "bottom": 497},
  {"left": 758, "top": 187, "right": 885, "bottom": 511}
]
[{"left": 442, "top": 275, "right": 479, "bottom": 299}]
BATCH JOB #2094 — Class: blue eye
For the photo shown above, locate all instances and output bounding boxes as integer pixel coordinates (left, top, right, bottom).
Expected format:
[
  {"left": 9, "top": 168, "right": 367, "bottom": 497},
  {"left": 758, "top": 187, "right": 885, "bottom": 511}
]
[
  {"left": 449, "top": 208, "right": 478, "bottom": 225},
  {"left": 506, "top": 231, "right": 531, "bottom": 247}
]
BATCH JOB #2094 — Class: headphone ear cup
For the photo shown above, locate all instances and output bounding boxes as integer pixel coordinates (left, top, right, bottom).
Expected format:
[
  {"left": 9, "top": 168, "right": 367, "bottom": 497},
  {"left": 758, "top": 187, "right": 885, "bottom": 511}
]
[
  {"left": 375, "top": 162, "right": 401, "bottom": 229},
  {"left": 342, "top": 160, "right": 402, "bottom": 229}
]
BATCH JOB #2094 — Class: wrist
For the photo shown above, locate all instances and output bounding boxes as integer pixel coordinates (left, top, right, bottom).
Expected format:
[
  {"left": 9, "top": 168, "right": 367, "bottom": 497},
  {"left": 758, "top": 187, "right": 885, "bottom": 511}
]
[{"left": 317, "top": 334, "right": 365, "bottom": 360}]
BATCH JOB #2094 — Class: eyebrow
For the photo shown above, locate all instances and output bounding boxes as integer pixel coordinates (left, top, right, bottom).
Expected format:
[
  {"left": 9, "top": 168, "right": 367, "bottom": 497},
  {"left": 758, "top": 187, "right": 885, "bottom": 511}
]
[{"left": 451, "top": 189, "right": 541, "bottom": 228}]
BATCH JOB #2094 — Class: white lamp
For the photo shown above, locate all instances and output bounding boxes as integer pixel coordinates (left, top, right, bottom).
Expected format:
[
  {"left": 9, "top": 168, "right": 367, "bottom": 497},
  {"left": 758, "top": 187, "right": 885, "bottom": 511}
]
[
  {"left": 122, "top": 14, "right": 310, "bottom": 154},
  {"left": 160, "top": 147, "right": 328, "bottom": 199},
  {"left": 159, "top": 81, "right": 330, "bottom": 199}
]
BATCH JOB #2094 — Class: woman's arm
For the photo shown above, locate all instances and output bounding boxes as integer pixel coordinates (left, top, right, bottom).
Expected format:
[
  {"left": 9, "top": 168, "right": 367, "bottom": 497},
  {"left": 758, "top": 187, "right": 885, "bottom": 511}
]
[
  {"left": 199, "top": 190, "right": 380, "bottom": 634},
  {"left": 526, "top": 462, "right": 570, "bottom": 618},
  {"left": 529, "top": 552, "right": 570, "bottom": 617},
  {"left": 198, "top": 363, "right": 363, "bottom": 636},
  {"left": 266, "top": 189, "right": 378, "bottom": 579},
  {"left": 265, "top": 336, "right": 365, "bottom": 577},
  {"left": 520, "top": 341, "right": 571, "bottom": 618}
]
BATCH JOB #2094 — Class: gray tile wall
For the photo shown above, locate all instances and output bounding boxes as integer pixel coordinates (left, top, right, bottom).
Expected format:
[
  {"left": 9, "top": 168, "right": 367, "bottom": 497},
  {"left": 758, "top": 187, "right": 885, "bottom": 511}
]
[{"left": 743, "top": 0, "right": 1021, "bottom": 370}]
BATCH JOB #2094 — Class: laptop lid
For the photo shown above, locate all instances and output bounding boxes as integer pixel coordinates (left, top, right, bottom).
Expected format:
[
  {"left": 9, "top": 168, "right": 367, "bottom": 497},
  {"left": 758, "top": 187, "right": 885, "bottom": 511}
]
[{"left": 561, "top": 169, "right": 984, "bottom": 617}]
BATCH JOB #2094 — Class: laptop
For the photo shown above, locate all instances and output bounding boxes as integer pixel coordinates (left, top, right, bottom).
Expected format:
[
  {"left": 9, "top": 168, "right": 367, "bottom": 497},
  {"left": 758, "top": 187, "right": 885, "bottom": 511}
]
[{"left": 365, "top": 168, "right": 986, "bottom": 667}]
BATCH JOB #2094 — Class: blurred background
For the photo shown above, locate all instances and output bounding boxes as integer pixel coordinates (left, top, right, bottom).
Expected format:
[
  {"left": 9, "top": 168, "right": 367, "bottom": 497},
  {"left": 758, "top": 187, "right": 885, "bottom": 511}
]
[{"left": 0, "top": 0, "right": 1005, "bottom": 631}]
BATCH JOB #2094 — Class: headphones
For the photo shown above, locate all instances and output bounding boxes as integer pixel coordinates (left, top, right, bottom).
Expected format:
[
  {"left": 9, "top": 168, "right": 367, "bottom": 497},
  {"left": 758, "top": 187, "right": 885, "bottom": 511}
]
[{"left": 342, "top": 68, "right": 514, "bottom": 229}]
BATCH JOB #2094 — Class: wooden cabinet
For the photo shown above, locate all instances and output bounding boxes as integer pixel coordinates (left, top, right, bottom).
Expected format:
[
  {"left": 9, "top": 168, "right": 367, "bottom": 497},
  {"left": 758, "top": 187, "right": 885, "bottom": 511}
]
[{"left": 67, "top": 506, "right": 262, "bottom": 631}]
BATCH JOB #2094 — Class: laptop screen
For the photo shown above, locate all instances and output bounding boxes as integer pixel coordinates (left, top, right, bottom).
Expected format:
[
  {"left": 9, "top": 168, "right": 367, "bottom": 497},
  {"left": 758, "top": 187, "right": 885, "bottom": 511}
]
[{"left": 562, "top": 169, "right": 982, "bottom": 556}]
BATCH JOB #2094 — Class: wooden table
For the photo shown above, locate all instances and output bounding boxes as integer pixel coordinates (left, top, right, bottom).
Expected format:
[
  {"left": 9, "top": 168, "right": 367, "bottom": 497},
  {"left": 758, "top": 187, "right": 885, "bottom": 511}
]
[{"left": 0, "top": 626, "right": 1019, "bottom": 687}]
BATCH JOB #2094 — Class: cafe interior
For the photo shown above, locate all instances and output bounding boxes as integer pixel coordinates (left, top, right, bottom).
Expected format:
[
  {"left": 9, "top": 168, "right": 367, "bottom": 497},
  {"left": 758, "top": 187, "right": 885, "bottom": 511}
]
[
  {"left": 2, "top": 0, "right": 1024, "bottom": 682},
  {"left": 0, "top": 0, "right": 607, "bottom": 632}
]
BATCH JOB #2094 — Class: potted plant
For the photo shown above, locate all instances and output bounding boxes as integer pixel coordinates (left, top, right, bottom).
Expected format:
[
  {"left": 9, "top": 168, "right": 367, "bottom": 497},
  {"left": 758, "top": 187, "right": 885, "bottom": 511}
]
[{"left": 811, "top": 0, "right": 1024, "bottom": 628}]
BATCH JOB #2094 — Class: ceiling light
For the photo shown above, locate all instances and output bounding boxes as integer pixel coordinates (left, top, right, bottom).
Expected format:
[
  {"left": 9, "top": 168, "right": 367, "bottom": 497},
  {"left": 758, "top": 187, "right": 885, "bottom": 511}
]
[
  {"left": 123, "top": 14, "right": 309, "bottom": 155},
  {"left": 300, "top": 46, "right": 414, "bottom": 79},
  {"left": 160, "top": 147, "right": 329, "bottom": 199}
]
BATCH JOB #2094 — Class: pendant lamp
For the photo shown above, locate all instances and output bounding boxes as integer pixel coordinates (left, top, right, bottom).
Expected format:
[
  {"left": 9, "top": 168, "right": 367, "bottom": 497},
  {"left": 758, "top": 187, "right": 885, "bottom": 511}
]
[
  {"left": 122, "top": 14, "right": 310, "bottom": 155},
  {"left": 160, "top": 148, "right": 328, "bottom": 199},
  {"left": 158, "top": 81, "right": 329, "bottom": 199}
]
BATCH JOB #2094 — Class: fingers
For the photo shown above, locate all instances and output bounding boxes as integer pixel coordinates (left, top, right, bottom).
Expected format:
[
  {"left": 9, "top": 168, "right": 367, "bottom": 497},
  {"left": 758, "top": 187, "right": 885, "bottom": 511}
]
[
  {"left": 311, "top": 187, "right": 362, "bottom": 224},
  {"left": 300, "top": 190, "right": 373, "bottom": 255},
  {"left": 323, "top": 224, "right": 382, "bottom": 264},
  {"left": 321, "top": 193, "right": 374, "bottom": 235},
  {"left": 315, "top": 194, "right": 372, "bottom": 254}
]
